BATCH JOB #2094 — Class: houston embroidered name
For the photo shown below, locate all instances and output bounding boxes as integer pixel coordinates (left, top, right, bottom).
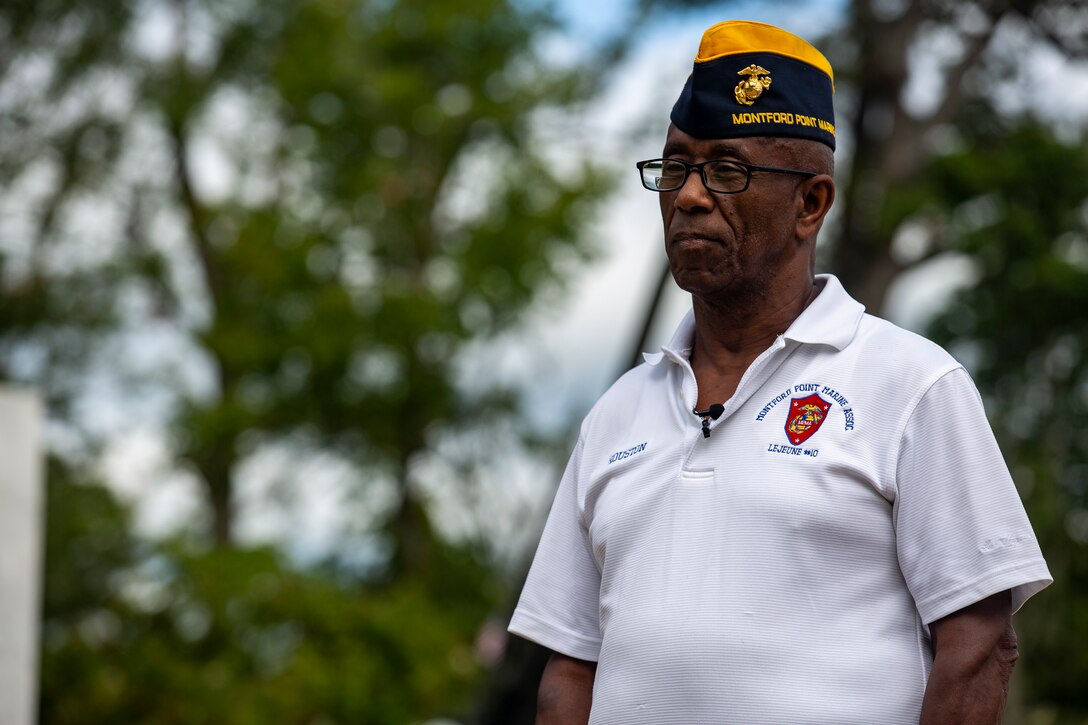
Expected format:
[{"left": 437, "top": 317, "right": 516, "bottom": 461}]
[{"left": 609, "top": 442, "right": 648, "bottom": 464}]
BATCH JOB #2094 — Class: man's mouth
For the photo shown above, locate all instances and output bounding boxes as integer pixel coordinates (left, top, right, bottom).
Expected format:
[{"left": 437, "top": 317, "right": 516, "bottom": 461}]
[{"left": 670, "top": 231, "right": 724, "bottom": 246}]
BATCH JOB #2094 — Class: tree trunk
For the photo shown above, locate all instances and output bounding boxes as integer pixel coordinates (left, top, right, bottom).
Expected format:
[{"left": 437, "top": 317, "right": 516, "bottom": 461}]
[
  {"left": 473, "top": 635, "right": 550, "bottom": 725},
  {"left": 832, "top": 0, "right": 1009, "bottom": 316},
  {"left": 199, "top": 439, "right": 235, "bottom": 547},
  {"left": 627, "top": 261, "right": 674, "bottom": 370},
  {"left": 830, "top": 0, "right": 923, "bottom": 316}
]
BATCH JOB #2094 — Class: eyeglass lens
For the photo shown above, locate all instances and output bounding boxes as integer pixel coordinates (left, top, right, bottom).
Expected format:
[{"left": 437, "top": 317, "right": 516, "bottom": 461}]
[{"left": 640, "top": 160, "right": 749, "bottom": 193}]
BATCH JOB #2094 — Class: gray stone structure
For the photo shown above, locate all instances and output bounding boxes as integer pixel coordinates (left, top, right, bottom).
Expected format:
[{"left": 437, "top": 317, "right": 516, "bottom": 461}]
[{"left": 0, "top": 388, "right": 43, "bottom": 725}]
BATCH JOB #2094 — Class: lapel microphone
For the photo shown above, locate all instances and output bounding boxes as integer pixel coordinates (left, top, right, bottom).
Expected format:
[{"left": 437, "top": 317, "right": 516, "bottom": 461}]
[{"left": 693, "top": 403, "right": 725, "bottom": 438}]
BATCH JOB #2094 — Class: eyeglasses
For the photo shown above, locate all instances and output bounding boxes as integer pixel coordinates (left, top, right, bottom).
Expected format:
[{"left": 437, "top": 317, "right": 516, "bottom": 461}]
[{"left": 636, "top": 158, "right": 816, "bottom": 194}]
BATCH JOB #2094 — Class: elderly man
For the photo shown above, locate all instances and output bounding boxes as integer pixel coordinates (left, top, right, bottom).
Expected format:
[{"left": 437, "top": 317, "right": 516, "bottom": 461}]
[{"left": 508, "top": 19, "right": 1052, "bottom": 725}]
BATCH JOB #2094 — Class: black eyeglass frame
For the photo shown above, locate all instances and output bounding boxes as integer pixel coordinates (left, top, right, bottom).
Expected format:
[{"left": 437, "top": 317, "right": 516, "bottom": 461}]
[{"left": 635, "top": 158, "right": 817, "bottom": 194}]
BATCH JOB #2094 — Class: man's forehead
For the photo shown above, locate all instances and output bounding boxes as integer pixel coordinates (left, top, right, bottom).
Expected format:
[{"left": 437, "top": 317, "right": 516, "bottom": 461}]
[{"left": 662, "top": 127, "right": 763, "bottom": 159}]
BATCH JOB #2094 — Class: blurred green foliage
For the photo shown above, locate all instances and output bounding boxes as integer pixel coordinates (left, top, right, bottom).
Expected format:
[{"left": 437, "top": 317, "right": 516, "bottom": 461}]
[
  {"left": 1, "top": 0, "right": 609, "bottom": 722},
  {"left": 4, "top": 0, "right": 1088, "bottom": 722},
  {"left": 0, "top": 0, "right": 609, "bottom": 545},
  {"left": 921, "top": 119, "right": 1088, "bottom": 722},
  {"left": 41, "top": 460, "right": 503, "bottom": 723}
]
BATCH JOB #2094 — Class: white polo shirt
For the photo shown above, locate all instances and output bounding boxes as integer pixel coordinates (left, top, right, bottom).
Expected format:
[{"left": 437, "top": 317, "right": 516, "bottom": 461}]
[{"left": 509, "top": 274, "right": 1051, "bottom": 725}]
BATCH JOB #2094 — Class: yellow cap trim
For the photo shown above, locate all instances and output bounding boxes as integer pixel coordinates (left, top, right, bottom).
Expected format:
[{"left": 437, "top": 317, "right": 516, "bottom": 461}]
[{"left": 695, "top": 20, "right": 834, "bottom": 88}]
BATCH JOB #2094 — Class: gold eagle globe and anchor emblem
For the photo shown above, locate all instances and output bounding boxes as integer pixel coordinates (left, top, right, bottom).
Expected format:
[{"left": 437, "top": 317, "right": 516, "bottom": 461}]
[
  {"left": 734, "top": 64, "right": 772, "bottom": 106},
  {"left": 784, "top": 393, "right": 832, "bottom": 446}
]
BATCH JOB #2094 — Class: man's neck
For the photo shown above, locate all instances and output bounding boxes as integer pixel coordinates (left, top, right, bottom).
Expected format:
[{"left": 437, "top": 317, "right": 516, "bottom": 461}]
[{"left": 688, "top": 277, "right": 818, "bottom": 408}]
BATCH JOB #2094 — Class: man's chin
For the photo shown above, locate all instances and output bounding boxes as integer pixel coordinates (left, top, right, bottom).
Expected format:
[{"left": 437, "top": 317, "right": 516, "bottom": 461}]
[{"left": 672, "top": 271, "right": 763, "bottom": 303}]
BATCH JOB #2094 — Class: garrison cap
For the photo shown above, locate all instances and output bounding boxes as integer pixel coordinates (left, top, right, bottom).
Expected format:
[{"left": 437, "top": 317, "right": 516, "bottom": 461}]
[{"left": 671, "top": 20, "right": 836, "bottom": 150}]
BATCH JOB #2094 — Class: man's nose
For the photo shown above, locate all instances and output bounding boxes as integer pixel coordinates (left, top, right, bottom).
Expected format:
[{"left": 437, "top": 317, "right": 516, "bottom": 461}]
[{"left": 674, "top": 167, "right": 715, "bottom": 212}]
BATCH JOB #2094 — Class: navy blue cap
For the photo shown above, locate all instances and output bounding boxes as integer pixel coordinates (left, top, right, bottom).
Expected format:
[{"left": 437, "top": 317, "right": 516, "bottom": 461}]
[{"left": 671, "top": 21, "right": 836, "bottom": 150}]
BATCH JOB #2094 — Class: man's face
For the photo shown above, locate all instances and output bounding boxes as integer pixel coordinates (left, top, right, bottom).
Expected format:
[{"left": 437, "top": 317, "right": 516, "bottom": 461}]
[{"left": 658, "top": 126, "right": 807, "bottom": 301}]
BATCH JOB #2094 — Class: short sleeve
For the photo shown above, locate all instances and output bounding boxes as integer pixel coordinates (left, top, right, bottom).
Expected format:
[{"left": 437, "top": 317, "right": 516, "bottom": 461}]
[
  {"left": 508, "top": 434, "right": 603, "bottom": 661},
  {"left": 894, "top": 367, "right": 1052, "bottom": 625}
]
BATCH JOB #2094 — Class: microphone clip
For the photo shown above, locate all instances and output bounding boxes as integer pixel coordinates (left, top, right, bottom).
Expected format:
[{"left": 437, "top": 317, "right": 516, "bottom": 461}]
[{"left": 693, "top": 403, "right": 725, "bottom": 438}]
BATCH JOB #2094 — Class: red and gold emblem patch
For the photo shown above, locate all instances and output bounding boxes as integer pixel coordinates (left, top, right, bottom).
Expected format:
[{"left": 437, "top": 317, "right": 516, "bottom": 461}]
[{"left": 784, "top": 393, "right": 832, "bottom": 446}]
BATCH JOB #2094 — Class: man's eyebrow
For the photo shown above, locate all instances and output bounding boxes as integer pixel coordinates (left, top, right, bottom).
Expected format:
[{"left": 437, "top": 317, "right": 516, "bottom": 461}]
[
  {"left": 662, "top": 141, "right": 688, "bottom": 157},
  {"left": 705, "top": 142, "right": 749, "bottom": 160}
]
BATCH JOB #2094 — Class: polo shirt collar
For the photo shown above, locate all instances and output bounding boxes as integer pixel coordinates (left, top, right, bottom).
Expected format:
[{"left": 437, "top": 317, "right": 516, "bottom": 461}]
[
  {"left": 643, "top": 274, "right": 865, "bottom": 366},
  {"left": 782, "top": 274, "right": 865, "bottom": 350}
]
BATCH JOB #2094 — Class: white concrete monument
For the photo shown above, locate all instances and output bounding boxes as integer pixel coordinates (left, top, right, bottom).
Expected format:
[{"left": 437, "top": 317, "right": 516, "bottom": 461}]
[{"left": 0, "top": 388, "right": 43, "bottom": 725}]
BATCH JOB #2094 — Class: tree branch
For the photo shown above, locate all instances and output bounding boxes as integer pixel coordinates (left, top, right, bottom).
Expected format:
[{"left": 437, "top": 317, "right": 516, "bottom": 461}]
[
  {"left": 1019, "top": 3, "right": 1088, "bottom": 59},
  {"left": 930, "top": 7, "right": 1009, "bottom": 127},
  {"left": 167, "top": 118, "right": 222, "bottom": 312}
]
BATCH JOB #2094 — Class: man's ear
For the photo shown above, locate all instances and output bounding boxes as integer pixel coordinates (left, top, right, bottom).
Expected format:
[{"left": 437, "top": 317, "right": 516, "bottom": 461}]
[{"left": 795, "top": 174, "right": 835, "bottom": 241}]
